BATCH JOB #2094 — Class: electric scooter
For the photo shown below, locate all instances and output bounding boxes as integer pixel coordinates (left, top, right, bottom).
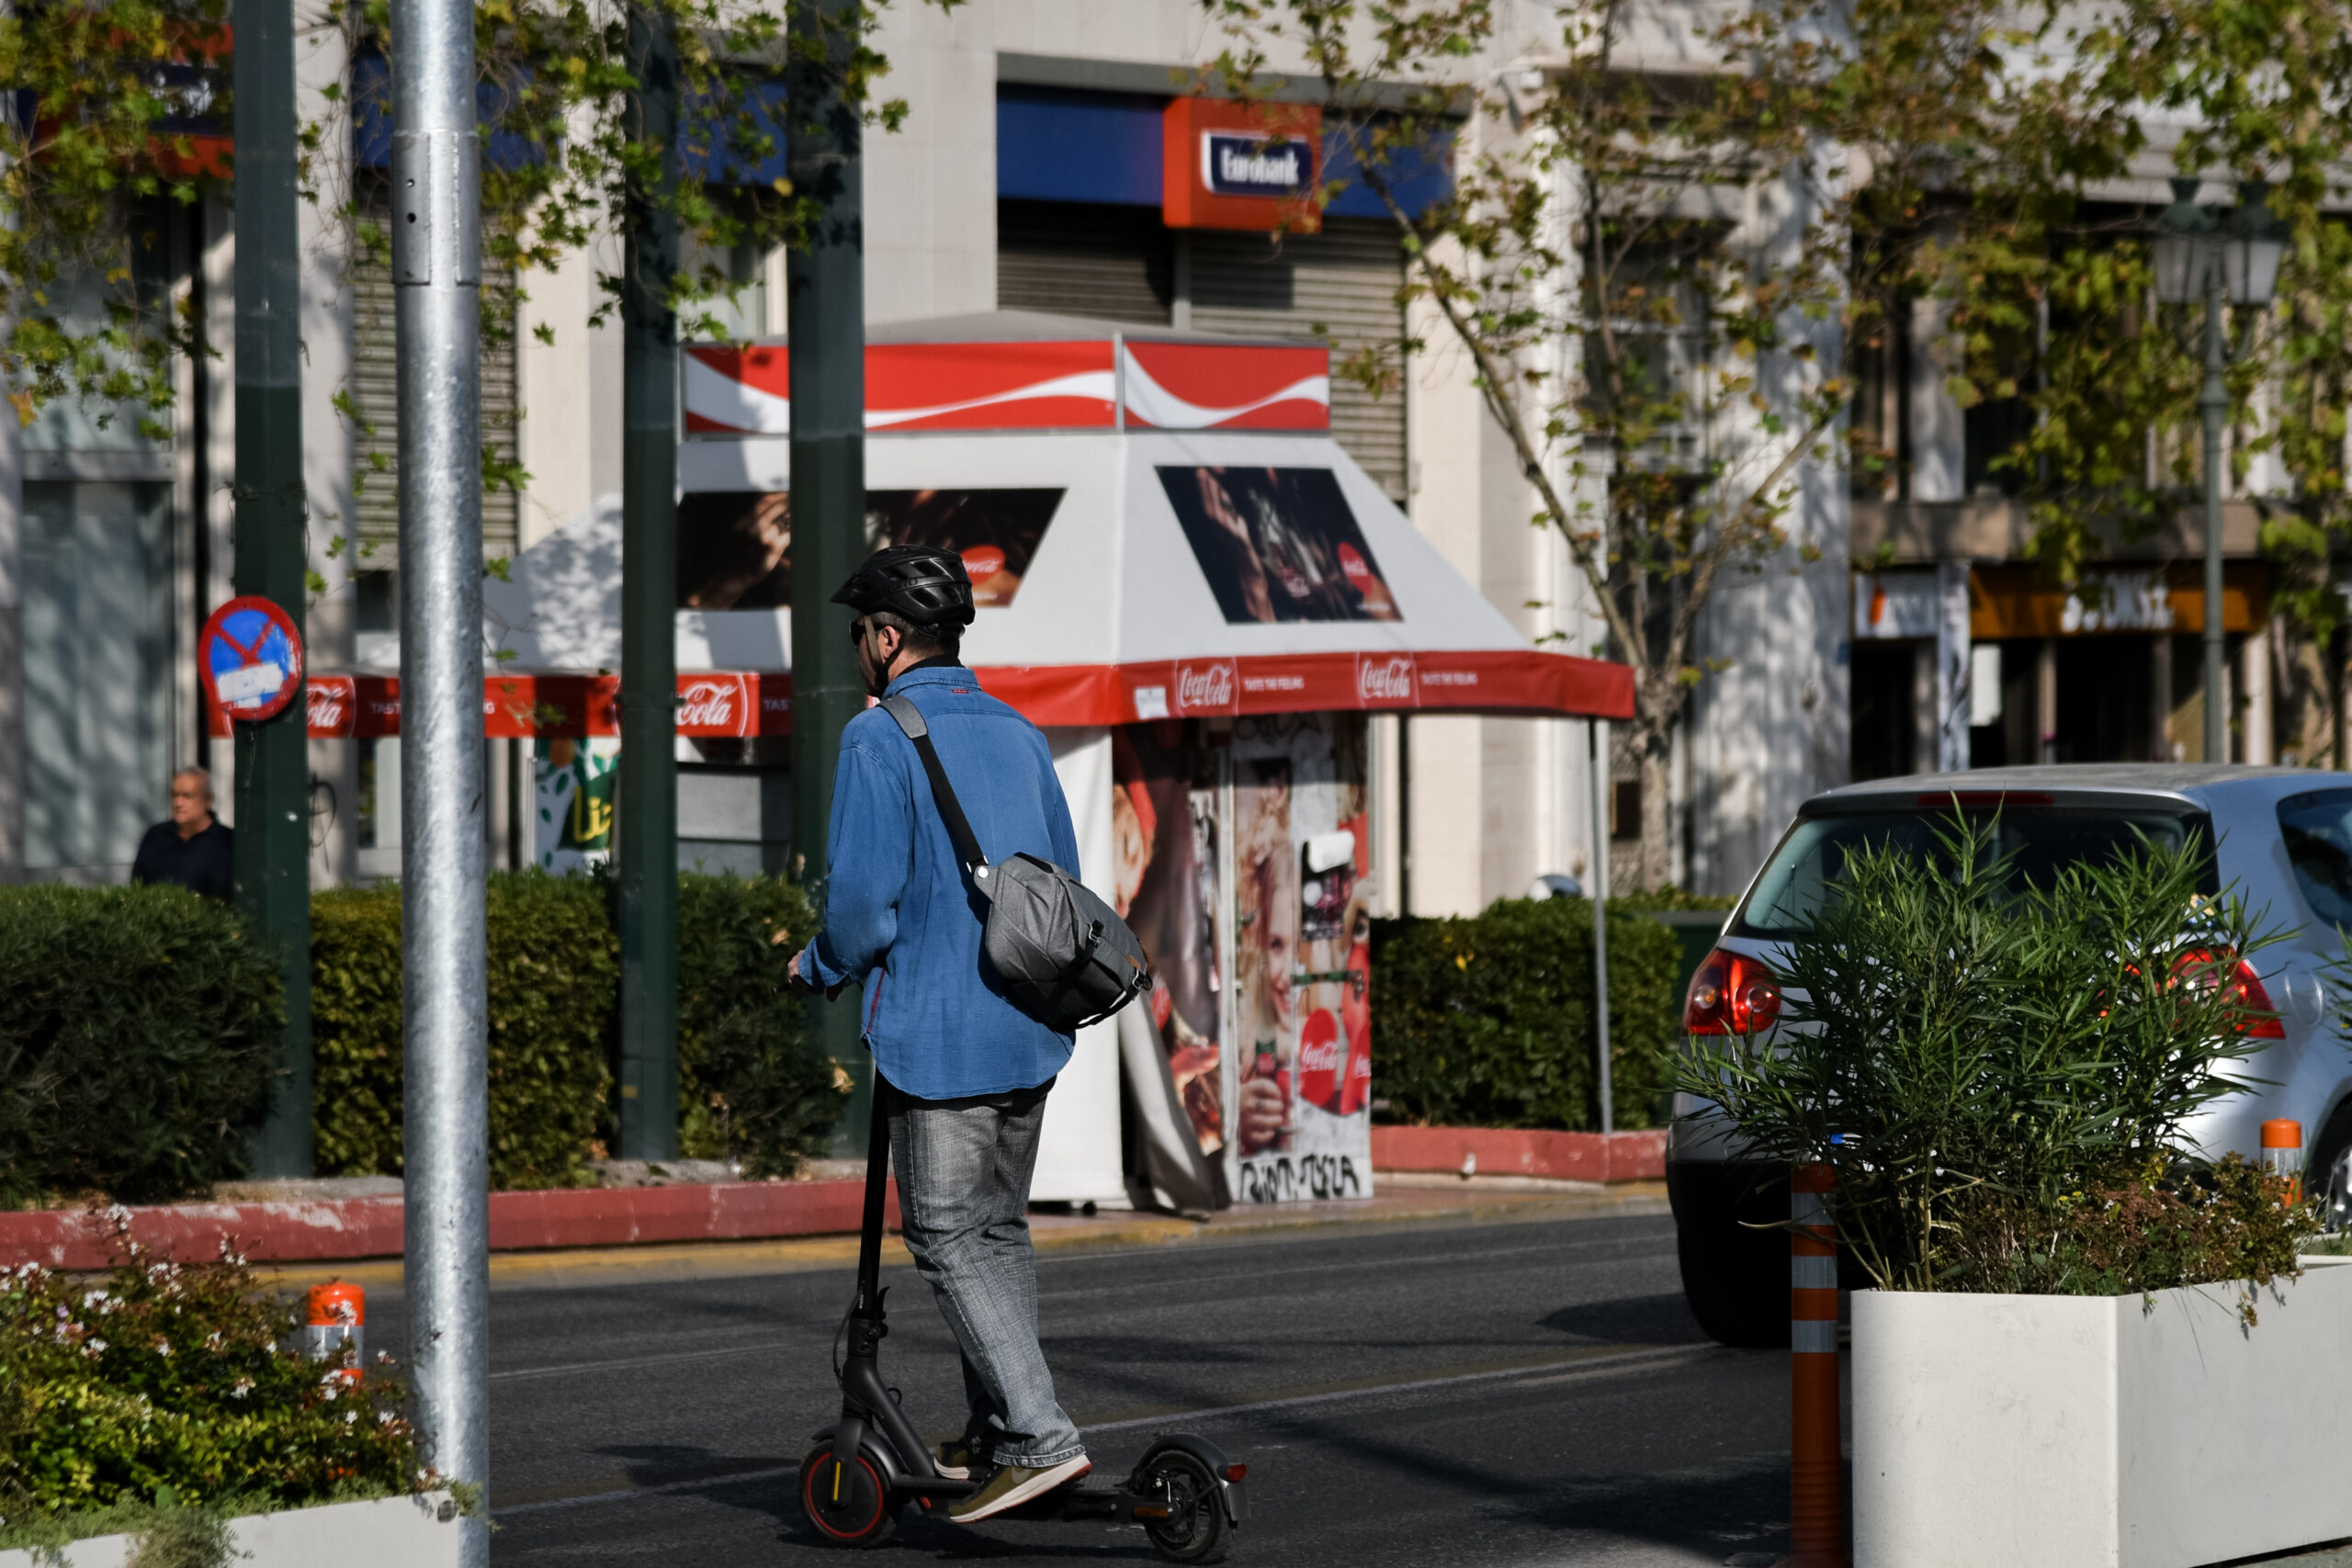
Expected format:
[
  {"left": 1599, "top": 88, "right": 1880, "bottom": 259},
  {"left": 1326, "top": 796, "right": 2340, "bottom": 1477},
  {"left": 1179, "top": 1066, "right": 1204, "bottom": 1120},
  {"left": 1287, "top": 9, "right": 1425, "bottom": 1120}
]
[{"left": 799, "top": 1086, "right": 1248, "bottom": 1562}]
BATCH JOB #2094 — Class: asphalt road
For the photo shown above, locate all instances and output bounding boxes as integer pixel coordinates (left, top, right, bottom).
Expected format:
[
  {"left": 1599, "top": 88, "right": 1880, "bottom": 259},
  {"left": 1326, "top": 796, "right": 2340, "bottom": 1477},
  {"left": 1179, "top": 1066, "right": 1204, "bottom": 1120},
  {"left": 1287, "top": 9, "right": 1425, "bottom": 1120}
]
[{"left": 374, "top": 1210, "right": 1797, "bottom": 1565}]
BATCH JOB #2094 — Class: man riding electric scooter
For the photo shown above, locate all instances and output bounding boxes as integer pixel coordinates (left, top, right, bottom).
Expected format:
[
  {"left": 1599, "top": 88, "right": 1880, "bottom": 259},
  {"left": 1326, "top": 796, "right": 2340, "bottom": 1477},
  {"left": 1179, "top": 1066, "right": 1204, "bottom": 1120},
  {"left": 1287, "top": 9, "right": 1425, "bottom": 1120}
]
[{"left": 788, "top": 545, "right": 1094, "bottom": 1523}]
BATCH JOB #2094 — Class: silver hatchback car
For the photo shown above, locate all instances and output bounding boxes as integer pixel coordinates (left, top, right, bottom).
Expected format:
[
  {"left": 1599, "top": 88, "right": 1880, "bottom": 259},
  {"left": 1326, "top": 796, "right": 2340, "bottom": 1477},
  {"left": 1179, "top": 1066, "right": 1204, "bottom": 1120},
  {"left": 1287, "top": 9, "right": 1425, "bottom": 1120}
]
[{"left": 1666, "top": 764, "right": 2352, "bottom": 1347}]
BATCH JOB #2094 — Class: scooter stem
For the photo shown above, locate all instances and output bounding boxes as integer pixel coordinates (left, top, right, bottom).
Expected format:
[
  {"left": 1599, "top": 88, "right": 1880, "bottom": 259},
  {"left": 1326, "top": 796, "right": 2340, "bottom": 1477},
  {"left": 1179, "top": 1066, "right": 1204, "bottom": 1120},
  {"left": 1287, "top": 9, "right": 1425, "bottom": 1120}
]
[
  {"left": 833, "top": 1073, "right": 941, "bottom": 1482},
  {"left": 854, "top": 1081, "right": 891, "bottom": 1317}
]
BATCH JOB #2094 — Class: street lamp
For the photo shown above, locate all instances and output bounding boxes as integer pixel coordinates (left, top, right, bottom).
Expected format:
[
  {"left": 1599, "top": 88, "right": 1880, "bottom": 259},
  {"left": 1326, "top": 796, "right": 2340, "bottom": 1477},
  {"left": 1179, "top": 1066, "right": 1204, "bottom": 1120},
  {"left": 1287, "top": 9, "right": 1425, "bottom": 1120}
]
[{"left": 2152, "top": 177, "right": 2284, "bottom": 763}]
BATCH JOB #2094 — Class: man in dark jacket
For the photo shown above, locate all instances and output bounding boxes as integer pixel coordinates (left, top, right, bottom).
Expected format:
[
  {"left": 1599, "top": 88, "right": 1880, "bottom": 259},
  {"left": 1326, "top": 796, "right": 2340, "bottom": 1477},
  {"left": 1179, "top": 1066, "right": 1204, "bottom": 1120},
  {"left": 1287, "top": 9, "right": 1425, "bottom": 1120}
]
[
  {"left": 130, "top": 767, "right": 234, "bottom": 899},
  {"left": 787, "top": 545, "right": 1090, "bottom": 1522}
]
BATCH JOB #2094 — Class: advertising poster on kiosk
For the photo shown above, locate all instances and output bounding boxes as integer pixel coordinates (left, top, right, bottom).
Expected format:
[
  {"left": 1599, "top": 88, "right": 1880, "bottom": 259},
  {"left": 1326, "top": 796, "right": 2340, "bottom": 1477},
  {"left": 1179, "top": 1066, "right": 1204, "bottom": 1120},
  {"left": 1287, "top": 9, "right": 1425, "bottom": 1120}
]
[
  {"left": 1227, "top": 713, "right": 1373, "bottom": 1204},
  {"left": 1115, "top": 724, "right": 1232, "bottom": 1205}
]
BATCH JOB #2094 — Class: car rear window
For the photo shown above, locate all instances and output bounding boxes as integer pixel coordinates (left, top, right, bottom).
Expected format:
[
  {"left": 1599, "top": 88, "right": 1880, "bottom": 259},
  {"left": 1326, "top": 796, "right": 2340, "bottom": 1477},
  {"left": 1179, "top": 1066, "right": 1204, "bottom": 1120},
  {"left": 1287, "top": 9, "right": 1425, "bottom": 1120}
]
[
  {"left": 1732, "top": 806, "right": 2211, "bottom": 938},
  {"left": 2278, "top": 788, "right": 2352, "bottom": 931}
]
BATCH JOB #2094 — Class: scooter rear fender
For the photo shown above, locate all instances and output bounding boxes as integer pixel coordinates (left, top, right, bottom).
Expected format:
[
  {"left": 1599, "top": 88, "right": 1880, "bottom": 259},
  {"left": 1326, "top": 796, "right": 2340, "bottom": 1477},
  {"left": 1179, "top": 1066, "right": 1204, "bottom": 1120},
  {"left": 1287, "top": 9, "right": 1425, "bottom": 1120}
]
[{"left": 1136, "top": 1432, "right": 1249, "bottom": 1526}]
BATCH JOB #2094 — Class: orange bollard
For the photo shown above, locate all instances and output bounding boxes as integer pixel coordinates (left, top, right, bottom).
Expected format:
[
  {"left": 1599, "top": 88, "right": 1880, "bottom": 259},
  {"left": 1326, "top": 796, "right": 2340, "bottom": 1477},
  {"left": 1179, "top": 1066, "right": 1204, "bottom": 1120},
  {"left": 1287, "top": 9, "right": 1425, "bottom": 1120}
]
[
  {"left": 1791, "top": 1162, "right": 1845, "bottom": 1568},
  {"left": 305, "top": 1281, "right": 366, "bottom": 1385},
  {"left": 2261, "top": 1120, "right": 2304, "bottom": 1207}
]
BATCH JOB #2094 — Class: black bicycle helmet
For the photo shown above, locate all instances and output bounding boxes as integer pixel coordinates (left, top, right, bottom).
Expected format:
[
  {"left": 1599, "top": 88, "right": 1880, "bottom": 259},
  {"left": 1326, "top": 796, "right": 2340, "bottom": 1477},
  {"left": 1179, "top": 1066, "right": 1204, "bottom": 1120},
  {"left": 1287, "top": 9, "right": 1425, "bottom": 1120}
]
[{"left": 831, "top": 545, "right": 977, "bottom": 629}]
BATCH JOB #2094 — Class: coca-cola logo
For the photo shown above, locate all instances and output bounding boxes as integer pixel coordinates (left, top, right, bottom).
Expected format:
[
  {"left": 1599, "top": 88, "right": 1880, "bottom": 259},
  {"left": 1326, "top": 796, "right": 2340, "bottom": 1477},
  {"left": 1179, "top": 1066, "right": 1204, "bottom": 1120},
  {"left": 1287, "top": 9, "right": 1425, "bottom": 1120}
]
[
  {"left": 1175, "top": 661, "right": 1235, "bottom": 712},
  {"left": 306, "top": 681, "right": 349, "bottom": 732},
  {"left": 1337, "top": 543, "right": 1372, "bottom": 589},
  {"left": 960, "top": 546, "right": 1006, "bottom": 579},
  {"left": 1358, "top": 656, "right": 1414, "bottom": 703},
  {"left": 1296, "top": 1028, "right": 1341, "bottom": 1076},
  {"left": 677, "top": 678, "right": 742, "bottom": 732}
]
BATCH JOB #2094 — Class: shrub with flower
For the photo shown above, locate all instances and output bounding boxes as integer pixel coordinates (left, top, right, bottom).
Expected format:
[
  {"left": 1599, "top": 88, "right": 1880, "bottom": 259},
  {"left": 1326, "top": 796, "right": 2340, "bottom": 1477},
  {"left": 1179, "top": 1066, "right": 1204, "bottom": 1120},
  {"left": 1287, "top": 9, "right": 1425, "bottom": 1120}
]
[{"left": 0, "top": 1212, "right": 423, "bottom": 1531}]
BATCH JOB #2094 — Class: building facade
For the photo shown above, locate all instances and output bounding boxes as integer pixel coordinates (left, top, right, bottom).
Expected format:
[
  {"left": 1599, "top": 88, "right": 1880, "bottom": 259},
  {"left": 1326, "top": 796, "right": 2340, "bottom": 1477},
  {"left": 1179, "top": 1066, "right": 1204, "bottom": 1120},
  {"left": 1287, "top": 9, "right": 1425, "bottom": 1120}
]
[{"left": 1, "top": 1, "right": 1941, "bottom": 909}]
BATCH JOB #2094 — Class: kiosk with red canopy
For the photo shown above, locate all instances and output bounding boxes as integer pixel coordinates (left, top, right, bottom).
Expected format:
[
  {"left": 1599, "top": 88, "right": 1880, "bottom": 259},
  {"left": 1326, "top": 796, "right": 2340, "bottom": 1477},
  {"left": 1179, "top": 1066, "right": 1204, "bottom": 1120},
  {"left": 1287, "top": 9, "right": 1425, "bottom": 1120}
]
[{"left": 313, "top": 311, "right": 1634, "bottom": 1212}]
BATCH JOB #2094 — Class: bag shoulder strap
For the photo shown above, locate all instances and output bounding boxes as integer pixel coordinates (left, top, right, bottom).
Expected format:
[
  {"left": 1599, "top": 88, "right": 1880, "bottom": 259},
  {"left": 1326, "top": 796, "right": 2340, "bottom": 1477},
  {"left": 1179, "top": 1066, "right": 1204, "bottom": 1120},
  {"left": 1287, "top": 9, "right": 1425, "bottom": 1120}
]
[{"left": 879, "top": 694, "right": 991, "bottom": 879}]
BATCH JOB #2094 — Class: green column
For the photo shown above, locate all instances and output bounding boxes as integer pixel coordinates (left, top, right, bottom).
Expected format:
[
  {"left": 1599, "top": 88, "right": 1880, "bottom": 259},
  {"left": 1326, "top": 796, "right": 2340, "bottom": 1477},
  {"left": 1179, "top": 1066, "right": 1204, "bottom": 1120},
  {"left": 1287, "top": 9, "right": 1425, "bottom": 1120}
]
[
  {"left": 233, "top": 0, "right": 311, "bottom": 1177},
  {"left": 787, "top": 0, "right": 872, "bottom": 1153},
  {"left": 616, "top": 10, "right": 681, "bottom": 1159}
]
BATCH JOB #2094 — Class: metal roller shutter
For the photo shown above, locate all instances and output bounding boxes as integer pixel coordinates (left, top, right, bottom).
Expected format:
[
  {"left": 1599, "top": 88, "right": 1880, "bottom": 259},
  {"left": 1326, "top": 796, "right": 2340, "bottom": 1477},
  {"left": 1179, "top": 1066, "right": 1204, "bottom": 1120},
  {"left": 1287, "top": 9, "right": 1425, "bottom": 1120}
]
[
  {"left": 349, "top": 219, "right": 521, "bottom": 555},
  {"left": 1189, "top": 219, "right": 1408, "bottom": 499},
  {"left": 996, "top": 198, "right": 1172, "bottom": 327}
]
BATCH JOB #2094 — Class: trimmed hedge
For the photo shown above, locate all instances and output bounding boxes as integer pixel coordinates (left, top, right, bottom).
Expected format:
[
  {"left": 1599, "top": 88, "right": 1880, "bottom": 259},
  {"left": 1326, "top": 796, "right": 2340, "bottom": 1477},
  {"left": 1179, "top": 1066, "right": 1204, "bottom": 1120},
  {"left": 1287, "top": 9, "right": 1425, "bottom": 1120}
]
[
  {"left": 3, "top": 871, "right": 843, "bottom": 1205},
  {"left": 675, "top": 874, "right": 843, "bottom": 1178},
  {"left": 0, "top": 886, "right": 281, "bottom": 1206},
  {"left": 1372, "top": 897, "right": 1683, "bottom": 1132},
  {"left": 312, "top": 872, "right": 618, "bottom": 1190},
  {"left": 313, "top": 868, "right": 842, "bottom": 1188}
]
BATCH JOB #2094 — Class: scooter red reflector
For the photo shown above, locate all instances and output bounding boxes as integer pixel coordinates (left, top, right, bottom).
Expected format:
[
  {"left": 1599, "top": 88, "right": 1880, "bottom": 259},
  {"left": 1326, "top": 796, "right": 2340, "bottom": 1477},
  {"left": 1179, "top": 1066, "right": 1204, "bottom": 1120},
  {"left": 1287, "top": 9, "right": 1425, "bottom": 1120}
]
[{"left": 1225, "top": 1463, "right": 1248, "bottom": 1482}]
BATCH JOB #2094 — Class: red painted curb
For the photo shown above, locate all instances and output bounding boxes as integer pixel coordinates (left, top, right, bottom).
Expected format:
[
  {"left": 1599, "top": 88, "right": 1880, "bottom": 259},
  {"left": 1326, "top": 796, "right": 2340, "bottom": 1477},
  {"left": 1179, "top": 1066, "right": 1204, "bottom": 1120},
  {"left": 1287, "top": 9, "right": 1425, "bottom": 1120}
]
[
  {"left": 1371, "top": 1124, "right": 1667, "bottom": 1183},
  {"left": 0, "top": 1180, "right": 901, "bottom": 1270}
]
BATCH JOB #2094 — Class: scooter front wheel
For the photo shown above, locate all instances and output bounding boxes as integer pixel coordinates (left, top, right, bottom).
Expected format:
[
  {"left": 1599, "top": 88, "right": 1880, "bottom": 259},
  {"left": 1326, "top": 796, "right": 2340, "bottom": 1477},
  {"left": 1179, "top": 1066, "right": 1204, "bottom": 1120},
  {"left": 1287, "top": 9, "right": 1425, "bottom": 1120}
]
[
  {"left": 1137, "top": 1447, "right": 1228, "bottom": 1564},
  {"left": 798, "top": 1446, "right": 898, "bottom": 1548}
]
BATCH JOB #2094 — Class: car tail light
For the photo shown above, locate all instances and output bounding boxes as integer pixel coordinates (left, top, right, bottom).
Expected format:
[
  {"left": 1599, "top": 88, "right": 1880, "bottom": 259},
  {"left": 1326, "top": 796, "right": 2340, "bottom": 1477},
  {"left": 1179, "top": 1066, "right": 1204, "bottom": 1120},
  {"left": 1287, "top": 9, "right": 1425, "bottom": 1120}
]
[
  {"left": 2171, "top": 949, "right": 2288, "bottom": 1039},
  {"left": 1685, "top": 948, "right": 1782, "bottom": 1036}
]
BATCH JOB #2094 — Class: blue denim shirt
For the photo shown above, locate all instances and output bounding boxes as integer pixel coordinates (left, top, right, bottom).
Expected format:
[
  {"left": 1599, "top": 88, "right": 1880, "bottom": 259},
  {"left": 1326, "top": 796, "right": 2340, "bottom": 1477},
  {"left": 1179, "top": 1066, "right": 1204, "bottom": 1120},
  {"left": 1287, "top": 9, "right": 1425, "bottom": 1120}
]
[{"left": 797, "top": 664, "right": 1081, "bottom": 1100}]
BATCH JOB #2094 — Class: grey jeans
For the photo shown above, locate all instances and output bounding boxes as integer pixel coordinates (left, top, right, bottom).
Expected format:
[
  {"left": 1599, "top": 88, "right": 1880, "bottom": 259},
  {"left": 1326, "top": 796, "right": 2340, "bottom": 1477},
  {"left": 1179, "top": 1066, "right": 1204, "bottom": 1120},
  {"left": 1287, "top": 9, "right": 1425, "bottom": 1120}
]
[{"left": 888, "top": 1076, "right": 1086, "bottom": 1470}]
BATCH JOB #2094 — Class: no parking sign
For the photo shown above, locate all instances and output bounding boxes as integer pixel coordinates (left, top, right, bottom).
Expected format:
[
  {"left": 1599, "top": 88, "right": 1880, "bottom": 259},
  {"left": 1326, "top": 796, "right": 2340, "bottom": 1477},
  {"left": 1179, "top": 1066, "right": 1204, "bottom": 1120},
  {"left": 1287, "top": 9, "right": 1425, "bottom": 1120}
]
[{"left": 199, "top": 596, "right": 305, "bottom": 723}]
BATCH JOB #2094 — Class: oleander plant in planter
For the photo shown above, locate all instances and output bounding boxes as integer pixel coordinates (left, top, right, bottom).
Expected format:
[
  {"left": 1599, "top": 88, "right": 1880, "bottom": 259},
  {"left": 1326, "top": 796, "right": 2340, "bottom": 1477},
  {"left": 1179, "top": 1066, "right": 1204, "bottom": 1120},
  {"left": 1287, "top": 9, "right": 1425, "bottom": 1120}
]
[
  {"left": 1680, "top": 819, "right": 2346, "bottom": 1568},
  {"left": 0, "top": 1213, "right": 437, "bottom": 1565}
]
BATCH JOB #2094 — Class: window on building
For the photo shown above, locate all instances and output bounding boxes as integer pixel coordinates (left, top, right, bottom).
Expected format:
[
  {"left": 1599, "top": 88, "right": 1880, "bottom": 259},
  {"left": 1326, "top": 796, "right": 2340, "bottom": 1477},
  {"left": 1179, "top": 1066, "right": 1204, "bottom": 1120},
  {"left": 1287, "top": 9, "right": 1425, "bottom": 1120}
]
[
  {"left": 349, "top": 182, "right": 521, "bottom": 558},
  {"left": 1849, "top": 640, "right": 1917, "bottom": 782},
  {"left": 22, "top": 482, "right": 174, "bottom": 873},
  {"left": 682, "top": 234, "right": 776, "bottom": 343},
  {"left": 1582, "top": 234, "right": 1721, "bottom": 478}
]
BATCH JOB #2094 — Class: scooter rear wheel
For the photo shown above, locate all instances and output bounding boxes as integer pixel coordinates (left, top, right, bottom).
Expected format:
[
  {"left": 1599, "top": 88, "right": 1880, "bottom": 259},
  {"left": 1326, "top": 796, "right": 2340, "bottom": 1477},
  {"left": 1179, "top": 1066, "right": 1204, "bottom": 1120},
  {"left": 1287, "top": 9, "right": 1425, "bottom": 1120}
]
[
  {"left": 798, "top": 1446, "right": 898, "bottom": 1548},
  {"left": 1137, "top": 1448, "right": 1228, "bottom": 1564}
]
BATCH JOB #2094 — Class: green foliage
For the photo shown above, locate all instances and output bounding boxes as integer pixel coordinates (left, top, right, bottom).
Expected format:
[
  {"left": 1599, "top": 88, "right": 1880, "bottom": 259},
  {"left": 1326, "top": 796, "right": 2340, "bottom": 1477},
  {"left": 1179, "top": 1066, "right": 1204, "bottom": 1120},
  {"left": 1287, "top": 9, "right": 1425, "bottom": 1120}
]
[
  {"left": 1607, "top": 886, "right": 1737, "bottom": 914},
  {"left": 0, "top": 1221, "right": 420, "bottom": 1529},
  {"left": 308, "top": 890, "right": 403, "bottom": 1184},
  {"left": 0, "top": 0, "right": 220, "bottom": 423},
  {"left": 312, "top": 872, "right": 617, "bottom": 1190},
  {"left": 0, "top": 886, "right": 281, "bottom": 1208},
  {"left": 675, "top": 873, "right": 848, "bottom": 1177},
  {"left": 1371, "top": 897, "right": 1681, "bottom": 1132},
  {"left": 1683, "top": 818, "right": 2301, "bottom": 1292},
  {"left": 1941, "top": 1156, "right": 2317, "bottom": 1318}
]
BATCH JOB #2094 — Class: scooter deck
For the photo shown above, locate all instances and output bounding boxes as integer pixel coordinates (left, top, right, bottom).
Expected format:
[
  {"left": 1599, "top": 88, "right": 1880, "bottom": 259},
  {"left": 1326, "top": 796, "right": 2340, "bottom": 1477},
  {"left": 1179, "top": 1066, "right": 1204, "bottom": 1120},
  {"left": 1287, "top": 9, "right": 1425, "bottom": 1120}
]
[
  {"left": 913, "top": 1482, "right": 1156, "bottom": 1525},
  {"left": 999, "top": 1482, "right": 1142, "bottom": 1522}
]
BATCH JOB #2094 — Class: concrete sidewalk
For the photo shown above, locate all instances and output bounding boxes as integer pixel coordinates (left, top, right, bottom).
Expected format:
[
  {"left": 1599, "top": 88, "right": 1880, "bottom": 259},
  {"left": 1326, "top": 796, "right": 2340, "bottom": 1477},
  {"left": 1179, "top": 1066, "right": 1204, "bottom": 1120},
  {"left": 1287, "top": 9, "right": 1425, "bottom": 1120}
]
[{"left": 266, "top": 1177, "right": 1668, "bottom": 1296}]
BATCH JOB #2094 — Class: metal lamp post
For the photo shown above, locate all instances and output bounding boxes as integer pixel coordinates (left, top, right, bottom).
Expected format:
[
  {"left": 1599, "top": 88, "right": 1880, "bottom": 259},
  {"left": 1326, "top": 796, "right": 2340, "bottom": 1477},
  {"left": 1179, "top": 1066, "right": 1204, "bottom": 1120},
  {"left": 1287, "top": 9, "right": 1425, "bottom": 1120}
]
[
  {"left": 2151, "top": 177, "right": 2283, "bottom": 763},
  {"left": 390, "top": 0, "right": 490, "bottom": 1548}
]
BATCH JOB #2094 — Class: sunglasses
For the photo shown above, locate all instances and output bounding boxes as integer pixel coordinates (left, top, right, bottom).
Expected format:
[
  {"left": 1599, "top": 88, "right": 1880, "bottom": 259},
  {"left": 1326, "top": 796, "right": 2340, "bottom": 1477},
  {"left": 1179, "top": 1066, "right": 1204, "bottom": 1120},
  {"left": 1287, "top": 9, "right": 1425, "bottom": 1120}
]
[{"left": 849, "top": 618, "right": 886, "bottom": 649}]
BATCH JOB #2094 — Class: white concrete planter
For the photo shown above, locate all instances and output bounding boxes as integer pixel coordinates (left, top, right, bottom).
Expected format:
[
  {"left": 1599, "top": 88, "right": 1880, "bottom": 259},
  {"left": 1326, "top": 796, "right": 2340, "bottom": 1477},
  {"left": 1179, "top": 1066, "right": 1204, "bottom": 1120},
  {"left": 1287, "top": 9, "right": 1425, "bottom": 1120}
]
[
  {"left": 1854, "top": 1258, "right": 2352, "bottom": 1568},
  {"left": 0, "top": 1490, "right": 461, "bottom": 1568}
]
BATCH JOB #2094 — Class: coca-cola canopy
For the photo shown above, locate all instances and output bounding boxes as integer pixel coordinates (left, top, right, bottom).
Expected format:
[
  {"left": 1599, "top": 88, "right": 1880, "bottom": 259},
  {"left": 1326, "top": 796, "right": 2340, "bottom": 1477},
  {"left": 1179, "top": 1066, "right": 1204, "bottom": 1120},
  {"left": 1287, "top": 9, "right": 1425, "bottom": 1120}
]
[{"left": 331, "top": 310, "right": 1632, "bottom": 737}]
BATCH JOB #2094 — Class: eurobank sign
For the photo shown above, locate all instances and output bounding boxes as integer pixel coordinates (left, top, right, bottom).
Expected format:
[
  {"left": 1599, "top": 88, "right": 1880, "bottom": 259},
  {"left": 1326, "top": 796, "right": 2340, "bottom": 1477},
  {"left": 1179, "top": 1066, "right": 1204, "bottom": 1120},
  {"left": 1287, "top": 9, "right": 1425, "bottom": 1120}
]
[
  {"left": 1202, "top": 131, "right": 1312, "bottom": 197},
  {"left": 1162, "top": 96, "right": 1323, "bottom": 231}
]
